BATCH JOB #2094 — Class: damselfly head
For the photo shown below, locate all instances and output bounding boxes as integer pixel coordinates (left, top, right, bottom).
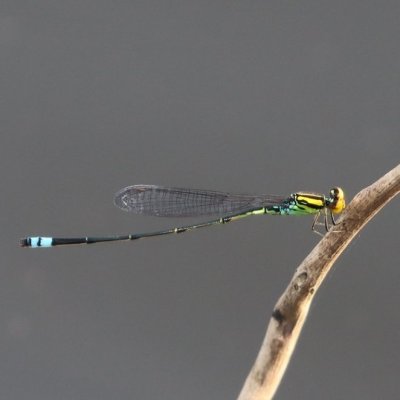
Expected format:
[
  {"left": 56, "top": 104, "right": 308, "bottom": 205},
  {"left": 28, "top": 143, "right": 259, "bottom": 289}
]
[{"left": 327, "top": 187, "right": 345, "bottom": 213}]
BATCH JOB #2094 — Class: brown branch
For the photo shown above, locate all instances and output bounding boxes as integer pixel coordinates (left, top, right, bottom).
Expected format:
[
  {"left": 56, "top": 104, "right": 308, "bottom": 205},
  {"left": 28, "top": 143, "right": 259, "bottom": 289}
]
[{"left": 237, "top": 164, "right": 400, "bottom": 400}]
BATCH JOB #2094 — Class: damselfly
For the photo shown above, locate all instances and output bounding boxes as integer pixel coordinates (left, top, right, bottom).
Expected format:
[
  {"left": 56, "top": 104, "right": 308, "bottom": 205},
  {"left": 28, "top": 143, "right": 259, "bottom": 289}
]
[{"left": 20, "top": 185, "right": 345, "bottom": 248}]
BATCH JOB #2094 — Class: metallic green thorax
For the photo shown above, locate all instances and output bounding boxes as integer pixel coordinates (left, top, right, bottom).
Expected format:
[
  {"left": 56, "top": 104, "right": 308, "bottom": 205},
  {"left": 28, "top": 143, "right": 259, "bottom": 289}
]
[{"left": 264, "top": 192, "right": 327, "bottom": 216}]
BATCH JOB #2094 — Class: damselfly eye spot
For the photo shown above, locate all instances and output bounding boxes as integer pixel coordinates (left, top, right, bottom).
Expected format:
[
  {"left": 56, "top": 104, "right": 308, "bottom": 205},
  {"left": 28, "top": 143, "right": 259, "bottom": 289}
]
[{"left": 328, "top": 187, "right": 345, "bottom": 213}]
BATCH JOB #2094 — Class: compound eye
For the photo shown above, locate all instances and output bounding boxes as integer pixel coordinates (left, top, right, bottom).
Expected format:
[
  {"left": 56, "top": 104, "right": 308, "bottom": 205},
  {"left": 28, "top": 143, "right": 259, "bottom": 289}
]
[
  {"left": 330, "top": 188, "right": 339, "bottom": 198},
  {"left": 329, "top": 187, "right": 345, "bottom": 213}
]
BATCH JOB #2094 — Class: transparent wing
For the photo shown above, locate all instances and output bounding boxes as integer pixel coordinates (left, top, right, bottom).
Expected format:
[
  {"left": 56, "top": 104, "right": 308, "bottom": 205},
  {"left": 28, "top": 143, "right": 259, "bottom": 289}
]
[{"left": 114, "top": 185, "right": 287, "bottom": 217}]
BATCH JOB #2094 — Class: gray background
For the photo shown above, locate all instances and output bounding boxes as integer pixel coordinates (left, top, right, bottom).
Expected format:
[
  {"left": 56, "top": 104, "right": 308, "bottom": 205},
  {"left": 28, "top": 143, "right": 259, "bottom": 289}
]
[{"left": 2, "top": 2, "right": 399, "bottom": 399}]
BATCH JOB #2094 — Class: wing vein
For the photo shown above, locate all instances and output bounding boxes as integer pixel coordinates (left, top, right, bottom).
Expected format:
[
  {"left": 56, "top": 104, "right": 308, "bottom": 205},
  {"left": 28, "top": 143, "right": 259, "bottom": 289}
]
[{"left": 114, "top": 185, "right": 287, "bottom": 217}]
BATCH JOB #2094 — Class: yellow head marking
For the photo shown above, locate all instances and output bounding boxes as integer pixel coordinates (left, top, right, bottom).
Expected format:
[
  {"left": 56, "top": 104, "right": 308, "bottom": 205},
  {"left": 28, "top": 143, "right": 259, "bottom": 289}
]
[{"left": 329, "top": 187, "right": 345, "bottom": 213}]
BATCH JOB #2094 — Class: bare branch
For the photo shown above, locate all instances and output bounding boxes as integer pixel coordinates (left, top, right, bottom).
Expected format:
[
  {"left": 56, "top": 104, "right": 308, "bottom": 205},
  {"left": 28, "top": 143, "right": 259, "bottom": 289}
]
[{"left": 237, "top": 164, "right": 400, "bottom": 400}]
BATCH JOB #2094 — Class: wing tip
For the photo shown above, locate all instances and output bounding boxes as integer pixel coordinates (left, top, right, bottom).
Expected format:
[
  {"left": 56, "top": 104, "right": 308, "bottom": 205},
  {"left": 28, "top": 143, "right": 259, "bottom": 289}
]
[{"left": 114, "top": 184, "right": 161, "bottom": 212}]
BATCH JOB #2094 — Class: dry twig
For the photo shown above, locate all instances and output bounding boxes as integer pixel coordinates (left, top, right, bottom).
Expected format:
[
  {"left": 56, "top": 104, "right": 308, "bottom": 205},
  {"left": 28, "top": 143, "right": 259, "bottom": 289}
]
[{"left": 238, "top": 164, "right": 400, "bottom": 400}]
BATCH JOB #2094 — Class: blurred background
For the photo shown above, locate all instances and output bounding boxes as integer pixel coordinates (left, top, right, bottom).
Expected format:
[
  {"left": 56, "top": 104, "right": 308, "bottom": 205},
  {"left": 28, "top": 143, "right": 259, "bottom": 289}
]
[{"left": 2, "top": 2, "right": 399, "bottom": 399}]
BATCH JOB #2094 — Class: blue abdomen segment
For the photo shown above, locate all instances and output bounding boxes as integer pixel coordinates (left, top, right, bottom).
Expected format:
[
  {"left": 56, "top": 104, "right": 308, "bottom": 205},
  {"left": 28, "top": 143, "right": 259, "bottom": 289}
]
[{"left": 21, "top": 237, "right": 53, "bottom": 248}]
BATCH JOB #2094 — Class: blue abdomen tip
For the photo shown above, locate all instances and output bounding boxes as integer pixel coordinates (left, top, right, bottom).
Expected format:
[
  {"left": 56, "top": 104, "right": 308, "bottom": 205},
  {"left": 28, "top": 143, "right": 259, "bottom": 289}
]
[{"left": 20, "top": 237, "right": 53, "bottom": 248}]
